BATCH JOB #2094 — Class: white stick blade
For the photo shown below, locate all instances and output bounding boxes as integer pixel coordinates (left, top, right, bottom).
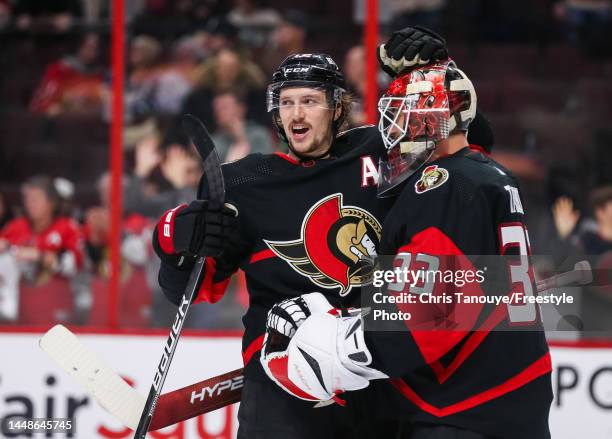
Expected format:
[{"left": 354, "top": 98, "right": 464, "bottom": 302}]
[{"left": 39, "top": 325, "right": 145, "bottom": 429}]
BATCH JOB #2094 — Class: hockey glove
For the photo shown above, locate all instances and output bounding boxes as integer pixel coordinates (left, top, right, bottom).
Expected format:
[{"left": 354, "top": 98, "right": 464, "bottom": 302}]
[
  {"left": 378, "top": 26, "right": 448, "bottom": 77},
  {"left": 261, "top": 293, "right": 335, "bottom": 358},
  {"left": 261, "top": 293, "right": 387, "bottom": 404},
  {"left": 152, "top": 200, "right": 239, "bottom": 270}
]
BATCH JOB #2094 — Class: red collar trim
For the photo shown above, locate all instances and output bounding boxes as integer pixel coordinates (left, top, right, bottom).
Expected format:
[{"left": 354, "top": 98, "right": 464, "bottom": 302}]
[
  {"left": 274, "top": 152, "right": 299, "bottom": 165},
  {"left": 469, "top": 144, "right": 490, "bottom": 156}
]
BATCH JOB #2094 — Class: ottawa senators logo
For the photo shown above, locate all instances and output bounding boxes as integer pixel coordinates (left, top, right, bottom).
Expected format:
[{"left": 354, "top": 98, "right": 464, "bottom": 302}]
[
  {"left": 264, "top": 194, "right": 381, "bottom": 296},
  {"left": 415, "top": 165, "right": 449, "bottom": 194}
]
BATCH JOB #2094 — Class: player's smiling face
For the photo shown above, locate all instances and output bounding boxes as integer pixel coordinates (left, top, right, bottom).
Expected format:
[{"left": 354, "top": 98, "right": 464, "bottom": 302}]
[{"left": 279, "top": 87, "right": 339, "bottom": 158}]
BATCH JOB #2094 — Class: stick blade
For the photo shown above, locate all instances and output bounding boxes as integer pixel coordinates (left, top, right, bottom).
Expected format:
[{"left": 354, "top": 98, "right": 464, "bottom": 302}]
[
  {"left": 40, "top": 325, "right": 145, "bottom": 430},
  {"left": 182, "top": 114, "right": 215, "bottom": 161},
  {"left": 182, "top": 113, "right": 225, "bottom": 206}
]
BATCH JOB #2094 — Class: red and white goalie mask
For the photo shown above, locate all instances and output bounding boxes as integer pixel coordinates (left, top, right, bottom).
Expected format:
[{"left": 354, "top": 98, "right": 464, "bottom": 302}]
[{"left": 377, "top": 60, "right": 476, "bottom": 197}]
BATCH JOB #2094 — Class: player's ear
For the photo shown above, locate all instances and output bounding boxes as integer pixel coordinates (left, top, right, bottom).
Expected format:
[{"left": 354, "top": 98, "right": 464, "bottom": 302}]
[{"left": 334, "top": 102, "right": 342, "bottom": 121}]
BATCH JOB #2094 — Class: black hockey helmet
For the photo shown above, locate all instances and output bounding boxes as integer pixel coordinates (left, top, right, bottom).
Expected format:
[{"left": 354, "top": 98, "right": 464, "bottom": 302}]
[{"left": 267, "top": 53, "right": 347, "bottom": 158}]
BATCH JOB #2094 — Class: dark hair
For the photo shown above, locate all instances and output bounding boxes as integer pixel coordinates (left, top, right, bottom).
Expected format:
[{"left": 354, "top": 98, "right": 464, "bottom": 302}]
[
  {"left": 21, "top": 175, "right": 61, "bottom": 217},
  {"left": 160, "top": 122, "right": 190, "bottom": 150},
  {"left": 214, "top": 90, "right": 247, "bottom": 105},
  {"left": 590, "top": 185, "right": 612, "bottom": 211}
]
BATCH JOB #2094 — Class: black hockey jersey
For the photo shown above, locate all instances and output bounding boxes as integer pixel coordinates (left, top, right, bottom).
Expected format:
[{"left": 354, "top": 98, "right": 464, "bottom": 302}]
[
  {"left": 365, "top": 148, "right": 553, "bottom": 438},
  {"left": 159, "top": 126, "right": 393, "bottom": 381}
]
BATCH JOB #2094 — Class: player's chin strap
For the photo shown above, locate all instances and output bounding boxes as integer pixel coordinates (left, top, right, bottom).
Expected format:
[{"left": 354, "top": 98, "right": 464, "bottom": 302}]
[{"left": 262, "top": 308, "right": 387, "bottom": 405}]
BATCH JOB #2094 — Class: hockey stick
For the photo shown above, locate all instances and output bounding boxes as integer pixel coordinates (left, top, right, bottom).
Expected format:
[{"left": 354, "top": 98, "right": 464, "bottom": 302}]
[
  {"left": 39, "top": 261, "right": 594, "bottom": 430},
  {"left": 39, "top": 324, "right": 243, "bottom": 431},
  {"left": 536, "top": 260, "right": 592, "bottom": 291},
  {"left": 132, "top": 114, "right": 226, "bottom": 438}
]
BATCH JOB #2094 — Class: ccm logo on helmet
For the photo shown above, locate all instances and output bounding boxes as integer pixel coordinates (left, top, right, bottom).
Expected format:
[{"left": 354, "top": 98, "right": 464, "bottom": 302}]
[{"left": 284, "top": 67, "right": 310, "bottom": 73}]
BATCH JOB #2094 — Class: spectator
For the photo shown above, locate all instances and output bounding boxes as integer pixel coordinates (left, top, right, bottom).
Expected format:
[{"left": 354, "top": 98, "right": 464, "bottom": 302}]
[
  {"left": 551, "top": 186, "right": 612, "bottom": 334},
  {"left": 0, "top": 243, "right": 19, "bottom": 322},
  {"left": 229, "top": 0, "right": 280, "bottom": 27},
  {"left": 193, "top": 47, "right": 266, "bottom": 95},
  {"left": 84, "top": 172, "right": 153, "bottom": 275},
  {"left": 53, "top": 177, "right": 78, "bottom": 219},
  {"left": 172, "top": 33, "right": 209, "bottom": 80},
  {"left": 550, "top": 185, "right": 612, "bottom": 255},
  {"left": 131, "top": 0, "right": 222, "bottom": 40},
  {"left": 84, "top": 173, "right": 116, "bottom": 275},
  {"left": 555, "top": 0, "right": 612, "bottom": 55},
  {"left": 126, "top": 35, "right": 194, "bottom": 119},
  {"left": 0, "top": 176, "right": 84, "bottom": 324},
  {"left": 0, "top": 189, "right": 17, "bottom": 322},
  {"left": 13, "top": 0, "right": 82, "bottom": 33},
  {"left": 183, "top": 47, "right": 267, "bottom": 130},
  {"left": 344, "top": 45, "right": 367, "bottom": 127},
  {"left": 228, "top": 0, "right": 281, "bottom": 47},
  {"left": 383, "top": 0, "right": 447, "bottom": 32},
  {"left": 260, "top": 9, "right": 308, "bottom": 77},
  {"left": 203, "top": 16, "right": 241, "bottom": 54},
  {"left": 552, "top": 196, "right": 582, "bottom": 242},
  {"left": 211, "top": 91, "right": 274, "bottom": 162},
  {"left": 81, "top": 0, "right": 109, "bottom": 24},
  {"left": 84, "top": 172, "right": 155, "bottom": 327},
  {"left": 581, "top": 186, "right": 612, "bottom": 254},
  {"left": 0, "top": 190, "right": 14, "bottom": 231},
  {"left": 124, "top": 126, "right": 201, "bottom": 219},
  {"left": 29, "top": 33, "right": 104, "bottom": 116}
]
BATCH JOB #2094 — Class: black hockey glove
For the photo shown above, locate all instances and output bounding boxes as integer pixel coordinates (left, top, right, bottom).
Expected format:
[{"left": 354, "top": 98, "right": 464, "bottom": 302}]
[
  {"left": 152, "top": 200, "right": 239, "bottom": 270},
  {"left": 377, "top": 26, "right": 449, "bottom": 77}
]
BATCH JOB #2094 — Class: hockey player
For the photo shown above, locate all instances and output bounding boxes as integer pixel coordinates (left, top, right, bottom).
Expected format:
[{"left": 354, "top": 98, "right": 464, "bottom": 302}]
[
  {"left": 261, "top": 59, "right": 553, "bottom": 438},
  {"left": 152, "top": 28, "right": 452, "bottom": 438}
]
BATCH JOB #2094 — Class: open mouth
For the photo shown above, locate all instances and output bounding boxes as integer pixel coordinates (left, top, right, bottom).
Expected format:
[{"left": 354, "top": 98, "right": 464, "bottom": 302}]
[{"left": 291, "top": 124, "right": 310, "bottom": 140}]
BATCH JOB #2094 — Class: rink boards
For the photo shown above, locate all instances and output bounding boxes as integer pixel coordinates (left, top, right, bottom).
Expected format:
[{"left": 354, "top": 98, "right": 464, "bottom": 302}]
[{"left": 0, "top": 329, "right": 610, "bottom": 438}]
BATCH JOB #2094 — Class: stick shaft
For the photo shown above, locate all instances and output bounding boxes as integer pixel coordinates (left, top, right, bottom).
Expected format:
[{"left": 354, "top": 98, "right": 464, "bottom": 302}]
[{"left": 133, "top": 258, "right": 206, "bottom": 437}]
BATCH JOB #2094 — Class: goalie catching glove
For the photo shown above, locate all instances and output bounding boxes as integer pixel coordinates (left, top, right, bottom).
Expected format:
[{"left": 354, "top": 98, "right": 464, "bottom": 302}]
[
  {"left": 260, "top": 293, "right": 387, "bottom": 404},
  {"left": 378, "top": 25, "right": 448, "bottom": 77},
  {"left": 152, "top": 200, "right": 239, "bottom": 270}
]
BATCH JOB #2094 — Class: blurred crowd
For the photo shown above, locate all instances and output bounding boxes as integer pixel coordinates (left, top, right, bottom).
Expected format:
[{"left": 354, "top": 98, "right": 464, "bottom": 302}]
[{"left": 0, "top": 0, "right": 610, "bottom": 332}]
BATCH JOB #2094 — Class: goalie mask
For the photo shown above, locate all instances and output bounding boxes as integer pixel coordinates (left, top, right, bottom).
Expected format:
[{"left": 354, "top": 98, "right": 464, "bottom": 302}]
[
  {"left": 377, "top": 60, "right": 476, "bottom": 197},
  {"left": 267, "top": 53, "right": 347, "bottom": 160}
]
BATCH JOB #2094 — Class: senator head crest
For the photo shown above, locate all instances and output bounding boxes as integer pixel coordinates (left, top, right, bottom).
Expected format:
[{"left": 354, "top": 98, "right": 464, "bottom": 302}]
[{"left": 264, "top": 194, "right": 381, "bottom": 296}]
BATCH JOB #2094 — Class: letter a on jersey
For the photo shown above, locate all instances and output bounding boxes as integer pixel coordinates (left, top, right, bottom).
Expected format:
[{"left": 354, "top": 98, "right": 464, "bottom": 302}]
[{"left": 265, "top": 194, "right": 382, "bottom": 296}]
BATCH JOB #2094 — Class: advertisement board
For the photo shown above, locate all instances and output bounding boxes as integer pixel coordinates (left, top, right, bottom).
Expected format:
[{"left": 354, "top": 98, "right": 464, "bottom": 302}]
[{"left": 1, "top": 331, "right": 611, "bottom": 438}]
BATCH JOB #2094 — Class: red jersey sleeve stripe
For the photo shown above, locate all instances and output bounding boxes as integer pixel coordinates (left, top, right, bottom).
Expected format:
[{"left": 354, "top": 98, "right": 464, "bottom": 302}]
[
  {"left": 391, "top": 352, "right": 552, "bottom": 417},
  {"left": 242, "top": 334, "right": 265, "bottom": 365},
  {"left": 249, "top": 249, "right": 276, "bottom": 264},
  {"left": 193, "top": 257, "right": 231, "bottom": 304}
]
